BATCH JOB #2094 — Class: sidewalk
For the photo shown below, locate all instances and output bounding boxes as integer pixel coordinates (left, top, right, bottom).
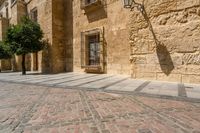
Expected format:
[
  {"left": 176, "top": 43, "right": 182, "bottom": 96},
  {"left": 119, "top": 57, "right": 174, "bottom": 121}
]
[{"left": 0, "top": 72, "right": 200, "bottom": 101}]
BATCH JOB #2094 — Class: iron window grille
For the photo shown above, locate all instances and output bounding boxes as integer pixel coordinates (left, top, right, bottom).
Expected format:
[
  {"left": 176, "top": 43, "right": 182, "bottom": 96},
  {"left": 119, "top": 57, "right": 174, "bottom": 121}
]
[
  {"left": 30, "top": 8, "right": 38, "bottom": 22},
  {"left": 81, "top": 28, "right": 105, "bottom": 72}
]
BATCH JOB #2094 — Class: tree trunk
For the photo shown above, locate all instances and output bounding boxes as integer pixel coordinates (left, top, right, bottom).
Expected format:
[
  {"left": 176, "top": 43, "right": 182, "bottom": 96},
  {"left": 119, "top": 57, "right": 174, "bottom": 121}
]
[
  {"left": 22, "top": 54, "right": 26, "bottom": 75},
  {"left": 0, "top": 61, "right": 1, "bottom": 72}
]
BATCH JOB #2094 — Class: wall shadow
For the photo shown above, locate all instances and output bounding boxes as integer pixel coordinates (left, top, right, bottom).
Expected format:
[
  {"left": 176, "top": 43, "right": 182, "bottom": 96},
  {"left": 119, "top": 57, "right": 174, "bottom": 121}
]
[
  {"left": 133, "top": 2, "right": 174, "bottom": 75},
  {"left": 64, "top": 0, "right": 73, "bottom": 72},
  {"left": 156, "top": 43, "right": 174, "bottom": 75}
]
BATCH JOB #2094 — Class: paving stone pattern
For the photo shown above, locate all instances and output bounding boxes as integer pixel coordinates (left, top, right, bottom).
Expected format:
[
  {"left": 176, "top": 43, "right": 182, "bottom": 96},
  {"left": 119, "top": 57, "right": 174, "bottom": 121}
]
[
  {"left": 0, "top": 72, "right": 200, "bottom": 100},
  {"left": 0, "top": 81, "right": 199, "bottom": 133}
]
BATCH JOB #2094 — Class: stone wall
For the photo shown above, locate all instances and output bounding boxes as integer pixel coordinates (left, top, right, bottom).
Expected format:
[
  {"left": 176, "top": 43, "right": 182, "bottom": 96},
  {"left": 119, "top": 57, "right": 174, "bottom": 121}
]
[
  {"left": 0, "top": 59, "right": 11, "bottom": 70},
  {"left": 27, "top": 0, "right": 66, "bottom": 73},
  {"left": 129, "top": 0, "right": 200, "bottom": 83},
  {"left": 0, "top": 18, "right": 11, "bottom": 71},
  {"left": 51, "top": 0, "right": 66, "bottom": 73},
  {"left": 64, "top": 0, "right": 73, "bottom": 72},
  {"left": 0, "top": 17, "right": 8, "bottom": 41},
  {"left": 72, "top": 0, "right": 131, "bottom": 75},
  {"left": 26, "top": 0, "right": 52, "bottom": 73},
  {"left": 10, "top": 0, "right": 27, "bottom": 71}
]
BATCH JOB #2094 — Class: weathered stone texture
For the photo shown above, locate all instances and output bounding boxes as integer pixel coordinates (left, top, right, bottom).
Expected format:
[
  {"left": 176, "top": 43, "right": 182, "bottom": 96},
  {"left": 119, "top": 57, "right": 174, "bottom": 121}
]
[
  {"left": 0, "top": 59, "right": 11, "bottom": 70},
  {"left": 0, "top": 0, "right": 200, "bottom": 84},
  {"left": 0, "top": 18, "right": 8, "bottom": 40},
  {"left": 0, "top": 18, "right": 12, "bottom": 71},
  {"left": 72, "top": 0, "right": 131, "bottom": 75},
  {"left": 130, "top": 0, "right": 200, "bottom": 83},
  {"left": 51, "top": 0, "right": 66, "bottom": 73},
  {"left": 9, "top": 0, "right": 27, "bottom": 71},
  {"left": 26, "top": 0, "right": 53, "bottom": 73}
]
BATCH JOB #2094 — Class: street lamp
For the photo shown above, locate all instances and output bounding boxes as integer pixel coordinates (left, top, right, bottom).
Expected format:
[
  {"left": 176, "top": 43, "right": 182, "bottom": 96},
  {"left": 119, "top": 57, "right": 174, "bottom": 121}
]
[{"left": 123, "top": 0, "right": 144, "bottom": 11}]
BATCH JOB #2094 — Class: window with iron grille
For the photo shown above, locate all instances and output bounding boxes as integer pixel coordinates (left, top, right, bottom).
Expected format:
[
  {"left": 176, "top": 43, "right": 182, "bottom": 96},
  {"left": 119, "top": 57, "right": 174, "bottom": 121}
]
[
  {"left": 81, "top": 28, "right": 104, "bottom": 69},
  {"left": 81, "top": 0, "right": 102, "bottom": 9},
  {"left": 87, "top": 34, "right": 100, "bottom": 66},
  {"left": 30, "top": 8, "right": 38, "bottom": 22},
  {"left": 11, "top": 0, "right": 15, "bottom": 4}
]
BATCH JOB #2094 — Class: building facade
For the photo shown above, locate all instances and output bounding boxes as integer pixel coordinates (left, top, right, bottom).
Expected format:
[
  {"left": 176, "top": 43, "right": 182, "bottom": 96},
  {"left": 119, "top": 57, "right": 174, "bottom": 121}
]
[{"left": 0, "top": 0, "right": 199, "bottom": 83}]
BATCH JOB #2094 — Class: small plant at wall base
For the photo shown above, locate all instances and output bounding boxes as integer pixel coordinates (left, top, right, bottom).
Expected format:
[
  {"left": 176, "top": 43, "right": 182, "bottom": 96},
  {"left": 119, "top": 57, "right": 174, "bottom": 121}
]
[
  {"left": 0, "top": 42, "right": 12, "bottom": 72},
  {"left": 5, "top": 16, "right": 45, "bottom": 75}
]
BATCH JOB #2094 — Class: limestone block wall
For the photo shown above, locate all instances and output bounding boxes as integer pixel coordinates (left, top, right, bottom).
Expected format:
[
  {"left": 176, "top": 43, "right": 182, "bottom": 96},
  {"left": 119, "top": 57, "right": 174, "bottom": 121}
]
[
  {"left": 0, "top": 17, "right": 11, "bottom": 71},
  {"left": 0, "top": 59, "right": 11, "bottom": 70},
  {"left": 130, "top": 0, "right": 200, "bottom": 83},
  {"left": 10, "top": 0, "right": 26, "bottom": 24},
  {"left": 26, "top": 0, "right": 53, "bottom": 73},
  {"left": 51, "top": 0, "right": 66, "bottom": 73},
  {"left": 10, "top": 0, "right": 27, "bottom": 71},
  {"left": 0, "top": 18, "right": 9, "bottom": 41},
  {"left": 72, "top": 0, "right": 131, "bottom": 75},
  {"left": 0, "top": 17, "right": 9, "bottom": 41},
  {"left": 27, "top": 0, "right": 66, "bottom": 73},
  {"left": 64, "top": 0, "right": 73, "bottom": 72}
]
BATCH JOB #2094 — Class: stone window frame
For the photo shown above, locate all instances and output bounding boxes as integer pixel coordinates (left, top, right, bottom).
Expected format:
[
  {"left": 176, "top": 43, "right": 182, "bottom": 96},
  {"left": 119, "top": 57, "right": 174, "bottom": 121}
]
[
  {"left": 6, "top": 7, "right": 9, "bottom": 18},
  {"left": 30, "top": 7, "right": 38, "bottom": 22},
  {"left": 11, "top": 0, "right": 15, "bottom": 4},
  {"left": 81, "top": 28, "right": 105, "bottom": 73},
  {"left": 10, "top": 0, "right": 16, "bottom": 7}
]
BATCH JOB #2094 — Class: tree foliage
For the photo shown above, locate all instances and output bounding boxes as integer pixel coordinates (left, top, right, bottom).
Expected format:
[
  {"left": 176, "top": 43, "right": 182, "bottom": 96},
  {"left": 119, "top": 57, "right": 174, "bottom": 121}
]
[
  {"left": 5, "top": 16, "right": 45, "bottom": 74},
  {"left": 5, "top": 17, "right": 45, "bottom": 55},
  {"left": 0, "top": 41, "right": 12, "bottom": 59}
]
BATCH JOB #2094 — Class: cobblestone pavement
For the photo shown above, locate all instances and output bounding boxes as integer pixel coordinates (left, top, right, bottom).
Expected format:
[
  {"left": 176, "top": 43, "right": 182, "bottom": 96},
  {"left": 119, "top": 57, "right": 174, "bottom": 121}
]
[
  {"left": 0, "top": 72, "right": 200, "bottom": 101},
  {"left": 0, "top": 81, "right": 199, "bottom": 133}
]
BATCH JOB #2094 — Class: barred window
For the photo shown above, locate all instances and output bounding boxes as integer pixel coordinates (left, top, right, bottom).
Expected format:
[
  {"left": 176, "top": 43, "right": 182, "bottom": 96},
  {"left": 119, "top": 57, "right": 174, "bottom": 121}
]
[
  {"left": 30, "top": 8, "right": 38, "bottom": 22},
  {"left": 11, "top": 0, "right": 15, "bottom": 4},
  {"left": 87, "top": 34, "right": 100, "bottom": 66},
  {"left": 81, "top": 28, "right": 104, "bottom": 70}
]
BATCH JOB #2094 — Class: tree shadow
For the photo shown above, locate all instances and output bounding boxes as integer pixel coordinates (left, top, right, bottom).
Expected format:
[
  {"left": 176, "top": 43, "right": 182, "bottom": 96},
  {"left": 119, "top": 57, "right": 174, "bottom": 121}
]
[{"left": 132, "top": 1, "right": 174, "bottom": 75}]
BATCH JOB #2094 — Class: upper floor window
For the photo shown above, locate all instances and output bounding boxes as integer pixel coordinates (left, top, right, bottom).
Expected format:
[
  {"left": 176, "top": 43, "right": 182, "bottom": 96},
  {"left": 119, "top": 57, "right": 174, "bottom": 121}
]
[
  {"left": 30, "top": 8, "right": 38, "bottom": 22},
  {"left": 6, "top": 8, "right": 9, "bottom": 18},
  {"left": 81, "top": 0, "right": 102, "bottom": 9},
  {"left": 85, "top": 0, "right": 96, "bottom": 5},
  {"left": 11, "top": 0, "right": 15, "bottom": 4}
]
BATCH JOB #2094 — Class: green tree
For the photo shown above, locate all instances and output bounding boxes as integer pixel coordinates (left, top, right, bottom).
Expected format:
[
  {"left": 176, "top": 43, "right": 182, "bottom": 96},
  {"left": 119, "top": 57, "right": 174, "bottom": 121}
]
[
  {"left": 0, "top": 42, "right": 12, "bottom": 72},
  {"left": 5, "top": 17, "right": 45, "bottom": 75}
]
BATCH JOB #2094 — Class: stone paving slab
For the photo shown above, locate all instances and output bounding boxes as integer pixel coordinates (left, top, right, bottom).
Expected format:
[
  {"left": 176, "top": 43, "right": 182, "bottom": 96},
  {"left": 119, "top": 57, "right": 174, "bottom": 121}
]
[
  {"left": 141, "top": 81, "right": 178, "bottom": 97},
  {"left": 0, "top": 72, "right": 200, "bottom": 101},
  {"left": 105, "top": 79, "right": 146, "bottom": 92},
  {"left": 42, "top": 73, "right": 98, "bottom": 86},
  {"left": 0, "top": 82, "right": 199, "bottom": 133}
]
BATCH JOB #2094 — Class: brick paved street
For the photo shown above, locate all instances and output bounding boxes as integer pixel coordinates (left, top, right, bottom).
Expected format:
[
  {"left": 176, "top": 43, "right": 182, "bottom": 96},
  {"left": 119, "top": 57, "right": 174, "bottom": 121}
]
[{"left": 0, "top": 81, "right": 199, "bottom": 133}]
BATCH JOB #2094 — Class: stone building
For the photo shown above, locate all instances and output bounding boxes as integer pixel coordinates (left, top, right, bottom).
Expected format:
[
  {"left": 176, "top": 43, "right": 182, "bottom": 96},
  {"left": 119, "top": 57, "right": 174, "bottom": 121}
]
[{"left": 0, "top": 0, "right": 199, "bottom": 84}]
